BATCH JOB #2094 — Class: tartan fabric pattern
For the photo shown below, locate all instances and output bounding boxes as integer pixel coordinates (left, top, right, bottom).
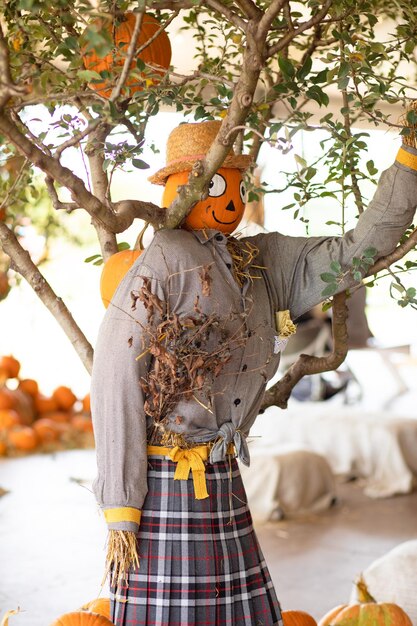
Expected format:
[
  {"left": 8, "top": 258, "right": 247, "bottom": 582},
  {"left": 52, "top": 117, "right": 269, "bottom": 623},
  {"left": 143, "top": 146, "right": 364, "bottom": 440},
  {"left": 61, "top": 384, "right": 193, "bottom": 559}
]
[{"left": 111, "top": 456, "right": 283, "bottom": 626}]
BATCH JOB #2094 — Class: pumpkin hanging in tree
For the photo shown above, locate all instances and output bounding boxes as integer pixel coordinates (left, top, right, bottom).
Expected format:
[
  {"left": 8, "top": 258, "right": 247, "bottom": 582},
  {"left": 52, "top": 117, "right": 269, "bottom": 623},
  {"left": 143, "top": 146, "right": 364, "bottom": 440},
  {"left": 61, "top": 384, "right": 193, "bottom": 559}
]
[{"left": 81, "top": 12, "right": 171, "bottom": 99}]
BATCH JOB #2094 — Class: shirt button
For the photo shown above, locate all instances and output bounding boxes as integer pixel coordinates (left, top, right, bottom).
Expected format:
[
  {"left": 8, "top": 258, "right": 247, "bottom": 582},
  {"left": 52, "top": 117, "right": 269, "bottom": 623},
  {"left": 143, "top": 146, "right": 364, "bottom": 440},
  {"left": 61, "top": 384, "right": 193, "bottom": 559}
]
[
  {"left": 242, "top": 364, "right": 247, "bottom": 372},
  {"left": 234, "top": 398, "right": 241, "bottom": 406},
  {"left": 226, "top": 263, "right": 232, "bottom": 269},
  {"left": 215, "top": 234, "right": 224, "bottom": 242}
]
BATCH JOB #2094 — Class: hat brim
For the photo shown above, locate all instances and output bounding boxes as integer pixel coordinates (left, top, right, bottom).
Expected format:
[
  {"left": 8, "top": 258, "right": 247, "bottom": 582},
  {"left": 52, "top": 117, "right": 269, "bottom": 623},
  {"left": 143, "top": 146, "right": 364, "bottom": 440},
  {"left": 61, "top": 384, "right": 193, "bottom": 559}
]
[{"left": 148, "top": 154, "right": 253, "bottom": 185}]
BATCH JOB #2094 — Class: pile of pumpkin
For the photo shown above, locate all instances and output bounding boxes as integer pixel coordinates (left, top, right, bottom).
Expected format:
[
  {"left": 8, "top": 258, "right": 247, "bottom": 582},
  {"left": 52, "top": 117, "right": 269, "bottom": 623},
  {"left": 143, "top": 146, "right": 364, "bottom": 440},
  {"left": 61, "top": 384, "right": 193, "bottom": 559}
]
[
  {"left": 0, "top": 355, "right": 93, "bottom": 457},
  {"left": 2, "top": 580, "right": 414, "bottom": 625}
]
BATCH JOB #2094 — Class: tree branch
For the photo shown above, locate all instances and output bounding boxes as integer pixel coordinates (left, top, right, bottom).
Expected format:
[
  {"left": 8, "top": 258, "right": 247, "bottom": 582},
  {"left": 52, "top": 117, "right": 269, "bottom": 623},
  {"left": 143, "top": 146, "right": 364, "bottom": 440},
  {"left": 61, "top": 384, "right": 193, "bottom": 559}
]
[
  {"left": 266, "top": 0, "right": 333, "bottom": 58},
  {"left": 235, "top": 0, "right": 261, "bottom": 19},
  {"left": 163, "top": 14, "right": 268, "bottom": 228},
  {"left": 110, "top": 12, "right": 144, "bottom": 102},
  {"left": 54, "top": 117, "right": 102, "bottom": 159},
  {"left": 0, "top": 221, "right": 93, "bottom": 373},
  {"left": 257, "top": 0, "right": 287, "bottom": 40},
  {"left": 205, "top": 0, "right": 247, "bottom": 31},
  {"left": 0, "top": 24, "right": 27, "bottom": 108},
  {"left": 262, "top": 291, "right": 349, "bottom": 410}
]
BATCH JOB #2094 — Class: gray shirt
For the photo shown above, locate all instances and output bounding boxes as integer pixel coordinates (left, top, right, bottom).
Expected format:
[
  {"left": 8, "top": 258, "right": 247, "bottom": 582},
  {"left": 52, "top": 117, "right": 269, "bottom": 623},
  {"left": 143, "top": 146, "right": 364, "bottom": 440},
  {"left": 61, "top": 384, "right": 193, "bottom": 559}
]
[{"left": 91, "top": 146, "right": 417, "bottom": 531}]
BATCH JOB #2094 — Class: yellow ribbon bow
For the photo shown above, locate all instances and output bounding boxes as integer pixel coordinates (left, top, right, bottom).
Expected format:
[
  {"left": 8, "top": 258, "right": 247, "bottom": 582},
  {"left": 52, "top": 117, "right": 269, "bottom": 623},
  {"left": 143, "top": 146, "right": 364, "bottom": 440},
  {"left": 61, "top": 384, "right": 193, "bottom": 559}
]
[{"left": 168, "top": 445, "right": 209, "bottom": 500}]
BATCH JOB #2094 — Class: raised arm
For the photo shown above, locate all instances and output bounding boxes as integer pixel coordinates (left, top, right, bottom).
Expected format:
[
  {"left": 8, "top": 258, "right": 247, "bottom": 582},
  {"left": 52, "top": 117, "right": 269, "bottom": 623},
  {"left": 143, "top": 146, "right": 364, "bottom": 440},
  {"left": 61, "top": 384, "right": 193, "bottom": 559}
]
[{"left": 270, "top": 144, "right": 417, "bottom": 320}]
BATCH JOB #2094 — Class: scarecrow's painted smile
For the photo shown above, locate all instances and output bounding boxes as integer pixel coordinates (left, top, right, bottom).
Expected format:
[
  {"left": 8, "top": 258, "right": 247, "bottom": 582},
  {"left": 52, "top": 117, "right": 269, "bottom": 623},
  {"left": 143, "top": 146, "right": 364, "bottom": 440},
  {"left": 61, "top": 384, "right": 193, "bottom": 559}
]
[{"left": 162, "top": 168, "right": 247, "bottom": 235}]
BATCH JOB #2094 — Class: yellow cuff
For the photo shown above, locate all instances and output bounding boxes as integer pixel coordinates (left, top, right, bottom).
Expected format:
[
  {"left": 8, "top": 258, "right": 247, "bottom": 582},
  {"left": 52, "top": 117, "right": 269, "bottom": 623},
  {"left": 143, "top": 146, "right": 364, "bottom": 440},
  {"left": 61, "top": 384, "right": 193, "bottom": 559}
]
[
  {"left": 104, "top": 507, "right": 141, "bottom": 525},
  {"left": 396, "top": 146, "right": 417, "bottom": 171}
]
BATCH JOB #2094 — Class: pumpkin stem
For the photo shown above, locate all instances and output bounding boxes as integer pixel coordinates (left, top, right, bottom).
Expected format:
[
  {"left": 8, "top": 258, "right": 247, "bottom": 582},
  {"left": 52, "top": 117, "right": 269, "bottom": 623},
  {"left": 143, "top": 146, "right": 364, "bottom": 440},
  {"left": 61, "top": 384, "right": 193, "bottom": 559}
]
[
  {"left": 356, "top": 575, "right": 376, "bottom": 603},
  {"left": 103, "top": 530, "right": 140, "bottom": 588},
  {"left": 133, "top": 221, "right": 149, "bottom": 251}
]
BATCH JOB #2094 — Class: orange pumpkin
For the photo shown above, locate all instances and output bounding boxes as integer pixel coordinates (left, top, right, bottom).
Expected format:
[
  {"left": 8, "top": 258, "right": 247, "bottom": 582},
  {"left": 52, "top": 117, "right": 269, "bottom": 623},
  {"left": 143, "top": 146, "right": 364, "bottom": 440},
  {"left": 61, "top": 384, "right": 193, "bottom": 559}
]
[
  {"left": 35, "top": 394, "right": 59, "bottom": 415},
  {"left": 71, "top": 414, "right": 94, "bottom": 433},
  {"left": 82, "top": 12, "right": 171, "bottom": 99},
  {"left": 80, "top": 598, "right": 111, "bottom": 620},
  {"left": 0, "top": 355, "right": 20, "bottom": 379},
  {"left": 52, "top": 386, "right": 77, "bottom": 411},
  {"left": 18, "top": 378, "right": 39, "bottom": 398},
  {"left": 50, "top": 611, "right": 114, "bottom": 625},
  {"left": 33, "top": 418, "right": 61, "bottom": 443},
  {"left": 8, "top": 426, "right": 38, "bottom": 451},
  {"left": 100, "top": 249, "right": 142, "bottom": 308},
  {"left": 0, "top": 409, "right": 20, "bottom": 430},
  {"left": 283, "top": 611, "right": 317, "bottom": 626},
  {"left": 162, "top": 167, "right": 247, "bottom": 235},
  {"left": 318, "top": 579, "right": 412, "bottom": 626},
  {"left": 0, "top": 272, "right": 10, "bottom": 300},
  {"left": 82, "top": 393, "right": 91, "bottom": 414},
  {"left": 46, "top": 411, "right": 72, "bottom": 424},
  {"left": 0, "top": 388, "right": 17, "bottom": 411}
]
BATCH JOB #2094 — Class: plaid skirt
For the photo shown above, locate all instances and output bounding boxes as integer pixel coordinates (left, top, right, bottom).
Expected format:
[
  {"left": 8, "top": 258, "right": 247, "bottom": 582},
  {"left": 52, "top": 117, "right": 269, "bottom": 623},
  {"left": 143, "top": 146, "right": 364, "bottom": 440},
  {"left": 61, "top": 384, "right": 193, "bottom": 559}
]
[{"left": 110, "top": 454, "right": 283, "bottom": 626}]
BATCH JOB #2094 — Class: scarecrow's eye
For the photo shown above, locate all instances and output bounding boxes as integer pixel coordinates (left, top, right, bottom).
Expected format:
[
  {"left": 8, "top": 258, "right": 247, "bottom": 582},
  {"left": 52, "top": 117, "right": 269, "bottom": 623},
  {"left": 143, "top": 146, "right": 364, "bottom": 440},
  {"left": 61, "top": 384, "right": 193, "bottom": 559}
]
[
  {"left": 239, "top": 181, "right": 246, "bottom": 204},
  {"left": 208, "top": 173, "right": 226, "bottom": 197}
]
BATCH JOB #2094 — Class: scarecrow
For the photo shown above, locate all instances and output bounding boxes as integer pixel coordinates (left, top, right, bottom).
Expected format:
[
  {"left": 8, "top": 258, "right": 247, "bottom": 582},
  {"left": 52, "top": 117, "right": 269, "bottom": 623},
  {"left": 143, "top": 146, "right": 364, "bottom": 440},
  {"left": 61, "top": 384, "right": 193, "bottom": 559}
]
[{"left": 91, "top": 120, "right": 417, "bottom": 626}]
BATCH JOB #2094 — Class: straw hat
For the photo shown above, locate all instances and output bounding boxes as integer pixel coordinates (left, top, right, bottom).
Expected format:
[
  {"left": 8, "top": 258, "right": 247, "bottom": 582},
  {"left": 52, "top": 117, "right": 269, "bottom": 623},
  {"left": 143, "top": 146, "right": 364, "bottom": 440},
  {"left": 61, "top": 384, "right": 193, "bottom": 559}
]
[{"left": 148, "top": 120, "right": 253, "bottom": 185}]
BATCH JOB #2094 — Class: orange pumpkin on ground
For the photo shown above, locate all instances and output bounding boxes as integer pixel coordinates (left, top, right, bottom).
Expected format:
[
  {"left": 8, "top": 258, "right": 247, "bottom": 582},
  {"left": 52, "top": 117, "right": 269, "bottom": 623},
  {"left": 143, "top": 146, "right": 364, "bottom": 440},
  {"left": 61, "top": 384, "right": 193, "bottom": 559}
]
[
  {"left": 46, "top": 411, "right": 72, "bottom": 424},
  {"left": 100, "top": 249, "right": 142, "bottom": 308},
  {"left": 18, "top": 378, "right": 39, "bottom": 397},
  {"left": 162, "top": 167, "right": 247, "bottom": 235},
  {"left": 318, "top": 578, "right": 412, "bottom": 626},
  {"left": 35, "top": 394, "right": 59, "bottom": 415},
  {"left": 82, "top": 393, "right": 91, "bottom": 414},
  {"left": 49, "top": 611, "right": 114, "bottom": 625},
  {"left": 80, "top": 598, "right": 111, "bottom": 620},
  {"left": 8, "top": 426, "right": 38, "bottom": 451},
  {"left": 283, "top": 611, "right": 317, "bottom": 626},
  {"left": 71, "top": 415, "right": 94, "bottom": 433},
  {"left": 82, "top": 12, "right": 171, "bottom": 99},
  {"left": 52, "top": 386, "right": 77, "bottom": 410},
  {"left": 0, "top": 409, "right": 20, "bottom": 430},
  {"left": 0, "top": 388, "right": 17, "bottom": 411},
  {"left": 0, "top": 272, "right": 10, "bottom": 300},
  {"left": 33, "top": 418, "right": 61, "bottom": 443},
  {"left": 0, "top": 355, "right": 20, "bottom": 379}
]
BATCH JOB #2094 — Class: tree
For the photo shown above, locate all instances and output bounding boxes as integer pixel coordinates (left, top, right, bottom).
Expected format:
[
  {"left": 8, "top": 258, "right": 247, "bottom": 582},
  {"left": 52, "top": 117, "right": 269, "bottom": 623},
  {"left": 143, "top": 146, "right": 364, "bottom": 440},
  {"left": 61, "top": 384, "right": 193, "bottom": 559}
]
[{"left": 1, "top": 0, "right": 417, "bottom": 407}]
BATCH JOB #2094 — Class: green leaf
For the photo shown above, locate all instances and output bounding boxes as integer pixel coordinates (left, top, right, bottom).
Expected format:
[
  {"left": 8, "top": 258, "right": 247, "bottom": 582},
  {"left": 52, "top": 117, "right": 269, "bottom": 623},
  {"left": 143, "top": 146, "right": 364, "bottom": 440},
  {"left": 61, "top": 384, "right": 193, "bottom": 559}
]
[
  {"left": 297, "top": 55, "right": 312, "bottom": 80},
  {"left": 353, "top": 271, "right": 362, "bottom": 282},
  {"left": 330, "top": 261, "right": 342, "bottom": 273},
  {"left": 132, "top": 159, "right": 150, "bottom": 170},
  {"left": 406, "top": 287, "right": 417, "bottom": 298},
  {"left": 338, "top": 61, "right": 350, "bottom": 79},
  {"left": 84, "top": 254, "right": 102, "bottom": 263},
  {"left": 320, "top": 272, "right": 337, "bottom": 283},
  {"left": 364, "top": 247, "right": 377, "bottom": 258},
  {"left": 278, "top": 55, "right": 295, "bottom": 78},
  {"left": 117, "top": 242, "right": 131, "bottom": 251},
  {"left": 321, "top": 283, "right": 338, "bottom": 297},
  {"left": 391, "top": 282, "right": 404, "bottom": 293}
]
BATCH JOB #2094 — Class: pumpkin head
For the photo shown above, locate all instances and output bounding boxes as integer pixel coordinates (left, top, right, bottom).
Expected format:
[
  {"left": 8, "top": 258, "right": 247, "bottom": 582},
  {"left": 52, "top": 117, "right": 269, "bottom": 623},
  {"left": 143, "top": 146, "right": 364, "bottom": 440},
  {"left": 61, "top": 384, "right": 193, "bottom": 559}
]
[
  {"left": 162, "top": 167, "right": 247, "bottom": 234},
  {"left": 81, "top": 12, "right": 171, "bottom": 99}
]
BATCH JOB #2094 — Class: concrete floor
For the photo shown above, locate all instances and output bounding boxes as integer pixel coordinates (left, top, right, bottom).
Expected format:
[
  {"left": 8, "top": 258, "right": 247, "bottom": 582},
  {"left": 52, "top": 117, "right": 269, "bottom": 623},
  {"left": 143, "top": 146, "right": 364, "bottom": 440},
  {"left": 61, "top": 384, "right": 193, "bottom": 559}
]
[{"left": 1, "top": 449, "right": 416, "bottom": 625}]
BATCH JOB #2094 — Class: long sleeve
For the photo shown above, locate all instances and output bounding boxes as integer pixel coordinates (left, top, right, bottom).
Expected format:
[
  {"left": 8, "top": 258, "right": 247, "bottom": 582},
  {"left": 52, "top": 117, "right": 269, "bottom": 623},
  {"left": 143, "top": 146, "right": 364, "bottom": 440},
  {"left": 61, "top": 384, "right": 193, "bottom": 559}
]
[
  {"left": 268, "top": 145, "right": 417, "bottom": 320},
  {"left": 91, "top": 260, "right": 166, "bottom": 533}
]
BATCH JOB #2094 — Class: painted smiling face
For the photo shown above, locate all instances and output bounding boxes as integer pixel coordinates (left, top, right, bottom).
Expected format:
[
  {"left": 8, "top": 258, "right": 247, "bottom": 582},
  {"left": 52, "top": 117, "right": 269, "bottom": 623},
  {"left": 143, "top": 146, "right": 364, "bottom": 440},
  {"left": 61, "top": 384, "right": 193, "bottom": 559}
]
[{"left": 162, "top": 167, "right": 246, "bottom": 235}]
